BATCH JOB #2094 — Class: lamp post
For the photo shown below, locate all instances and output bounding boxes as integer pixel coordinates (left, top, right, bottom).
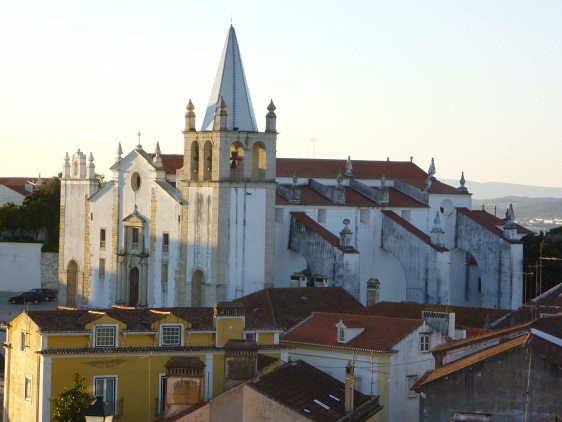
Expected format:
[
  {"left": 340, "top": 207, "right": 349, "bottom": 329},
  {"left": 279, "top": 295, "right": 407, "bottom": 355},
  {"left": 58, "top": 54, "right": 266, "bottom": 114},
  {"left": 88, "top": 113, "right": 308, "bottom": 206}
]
[{"left": 84, "top": 396, "right": 114, "bottom": 422}]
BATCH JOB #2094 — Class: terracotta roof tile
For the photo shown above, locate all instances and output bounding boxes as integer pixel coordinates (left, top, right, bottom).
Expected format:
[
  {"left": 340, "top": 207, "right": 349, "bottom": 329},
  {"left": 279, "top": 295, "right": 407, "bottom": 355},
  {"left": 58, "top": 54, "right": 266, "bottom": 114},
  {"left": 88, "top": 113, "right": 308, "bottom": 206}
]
[
  {"left": 235, "top": 287, "right": 363, "bottom": 330},
  {"left": 0, "top": 177, "right": 37, "bottom": 197},
  {"left": 358, "top": 301, "right": 509, "bottom": 329},
  {"left": 381, "top": 210, "right": 448, "bottom": 252},
  {"left": 276, "top": 185, "right": 428, "bottom": 208},
  {"left": 414, "top": 334, "right": 530, "bottom": 389},
  {"left": 276, "top": 158, "right": 460, "bottom": 195},
  {"left": 468, "top": 209, "right": 533, "bottom": 236},
  {"left": 160, "top": 154, "right": 183, "bottom": 174},
  {"left": 248, "top": 360, "right": 382, "bottom": 421},
  {"left": 457, "top": 208, "right": 523, "bottom": 244},
  {"left": 281, "top": 312, "right": 421, "bottom": 352}
]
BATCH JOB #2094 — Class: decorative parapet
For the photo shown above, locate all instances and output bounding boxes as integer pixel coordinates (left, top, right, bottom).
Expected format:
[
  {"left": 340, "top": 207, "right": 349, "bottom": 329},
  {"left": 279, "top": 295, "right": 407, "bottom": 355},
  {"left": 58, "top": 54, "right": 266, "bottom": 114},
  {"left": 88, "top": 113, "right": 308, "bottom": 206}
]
[
  {"left": 276, "top": 183, "right": 301, "bottom": 203},
  {"left": 394, "top": 180, "right": 429, "bottom": 204},
  {"left": 309, "top": 178, "right": 345, "bottom": 204}
]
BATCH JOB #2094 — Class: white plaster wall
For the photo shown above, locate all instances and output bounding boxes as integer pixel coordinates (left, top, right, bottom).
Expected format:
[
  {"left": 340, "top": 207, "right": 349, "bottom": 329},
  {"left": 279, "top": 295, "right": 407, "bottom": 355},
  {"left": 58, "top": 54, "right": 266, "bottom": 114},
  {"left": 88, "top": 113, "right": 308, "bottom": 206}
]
[
  {"left": 228, "top": 186, "right": 267, "bottom": 299},
  {"left": 0, "top": 186, "right": 25, "bottom": 206},
  {"left": 0, "top": 242, "right": 42, "bottom": 291}
]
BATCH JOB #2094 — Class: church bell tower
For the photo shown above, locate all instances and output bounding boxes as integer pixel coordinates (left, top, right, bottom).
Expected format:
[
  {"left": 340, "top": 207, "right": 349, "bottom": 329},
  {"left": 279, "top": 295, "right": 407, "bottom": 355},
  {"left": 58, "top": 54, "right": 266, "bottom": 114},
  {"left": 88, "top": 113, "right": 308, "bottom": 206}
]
[{"left": 181, "top": 25, "right": 277, "bottom": 306}]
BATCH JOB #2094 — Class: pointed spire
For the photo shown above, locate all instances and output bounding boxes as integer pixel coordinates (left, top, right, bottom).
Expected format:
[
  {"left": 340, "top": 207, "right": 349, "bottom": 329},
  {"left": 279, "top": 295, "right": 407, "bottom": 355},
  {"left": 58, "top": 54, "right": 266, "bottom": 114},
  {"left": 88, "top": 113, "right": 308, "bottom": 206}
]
[
  {"left": 153, "top": 142, "right": 163, "bottom": 167},
  {"left": 428, "top": 157, "right": 436, "bottom": 180},
  {"left": 503, "top": 204, "right": 517, "bottom": 239},
  {"left": 185, "top": 100, "right": 196, "bottom": 131},
  {"left": 430, "top": 211, "right": 445, "bottom": 247},
  {"left": 214, "top": 96, "right": 228, "bottom": 131},
  {"left": 265, "top": 100, "right": 277, "bottom": 132},
  {"left": 63, "top": 152, "right": 70, "bottom": 179},
  {"left": 116, "top": 142, "right": 123, "bottom": 162},
  {"left": 201, "top": 26, "right": 257, "bottom": 132},
  {"left": 87, "top": 152, "right": 95, "bottom": 179},
  {"left": 344, "top": 156, "right": 353, "bottom": 177},
  {"left": 457, "top": 171, "right": 468, "bottom": 193},
  {"left": 292, "top": 171, "right": 299, "bottom": 186}
]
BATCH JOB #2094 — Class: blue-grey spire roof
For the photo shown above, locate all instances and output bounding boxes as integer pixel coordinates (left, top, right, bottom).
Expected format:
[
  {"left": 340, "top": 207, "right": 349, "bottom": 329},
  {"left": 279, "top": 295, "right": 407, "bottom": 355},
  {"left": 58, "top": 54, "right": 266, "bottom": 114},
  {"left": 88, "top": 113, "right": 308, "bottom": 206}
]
[{"left": 201, "top": 25, "right": 258, "bottom": 132}]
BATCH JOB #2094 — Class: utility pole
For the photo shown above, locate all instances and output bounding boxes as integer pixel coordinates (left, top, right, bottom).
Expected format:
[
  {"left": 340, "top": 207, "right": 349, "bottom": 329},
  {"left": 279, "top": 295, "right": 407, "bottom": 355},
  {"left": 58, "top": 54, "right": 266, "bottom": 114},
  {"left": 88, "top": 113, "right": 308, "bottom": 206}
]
[{"left": 539, "top": 239, "right": 561, "bottom": 295}]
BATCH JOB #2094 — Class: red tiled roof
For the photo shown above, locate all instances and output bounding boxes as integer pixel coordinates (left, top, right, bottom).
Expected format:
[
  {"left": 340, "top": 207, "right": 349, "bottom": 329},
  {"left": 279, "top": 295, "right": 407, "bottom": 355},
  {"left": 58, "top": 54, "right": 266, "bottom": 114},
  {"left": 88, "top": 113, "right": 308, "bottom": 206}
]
[
  {"left": 381, "top": 210, "right": 448, "bottom": 252},
  {"left": 0, "top": 177, "right": 37, "bottom": 197},
  {"left": 26, "top": 306, "right": 276, "bottom": 333},
  {"left": 276, "top": 158, "right": 460, "bottom": 195},
  {"left": 281, "top": 312, "right": 421, "bottom": 352},
  {"left": 235, "top": 287, "right": 363, "bottom": 330},
  {"left": 290, "top": 212, "right": 358, "bottom": 252},
  {"left": 457, "top": 208, "right": 522, "bottom": 244},
  {"left": 414, "top": 334, "right": 530, "bottom": 389},
  {"left": 469, "top": 209, "right": 533, "bottom": 236},
  {"left": 160, "top": 154, "right": 183, "bottom": 174},
  {"left": 248, "top": 360, "right": 382, "bottom": 421},
  {"left": 276, "top": 185, "right": 428, "bottom": 208},
  {"left": 357, "top": 301, "right": 509, "bottom": 329}
]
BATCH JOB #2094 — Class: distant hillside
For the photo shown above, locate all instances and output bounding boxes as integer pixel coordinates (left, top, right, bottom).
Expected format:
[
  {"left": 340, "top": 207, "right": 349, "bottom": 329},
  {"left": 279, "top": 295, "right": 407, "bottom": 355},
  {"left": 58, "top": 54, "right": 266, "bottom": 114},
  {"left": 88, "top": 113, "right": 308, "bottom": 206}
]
[
  {"left": 441, "top": 179, "right": 562, "bottom": 200},
  {"left": 471, "top": 197, "right": 562, "bottom": 220}
]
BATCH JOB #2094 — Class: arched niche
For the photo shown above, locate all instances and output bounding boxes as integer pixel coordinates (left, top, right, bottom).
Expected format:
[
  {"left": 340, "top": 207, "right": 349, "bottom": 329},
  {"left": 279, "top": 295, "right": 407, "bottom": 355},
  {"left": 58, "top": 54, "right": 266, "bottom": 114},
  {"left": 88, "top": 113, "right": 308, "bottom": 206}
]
[
  {"left": 67, "top": 259, "right": 79, "bottom": 308},
  {"left": 129, "top": 266, "right": 139, "bottom": 306},
  {"left": 252, "top": 141, "right": 266, "bottom": 181},
  {"left": 190, "top": 141, "right": 200, "bottom": 180},
  {"left": 203, "top": 140, "right": 213, "bottom": 181},
  {"left": 191, "top": 269, "right": 205, "bottom": 307},
  {"left": 229, "top": 142, "right": 245, "bottom": 181}
]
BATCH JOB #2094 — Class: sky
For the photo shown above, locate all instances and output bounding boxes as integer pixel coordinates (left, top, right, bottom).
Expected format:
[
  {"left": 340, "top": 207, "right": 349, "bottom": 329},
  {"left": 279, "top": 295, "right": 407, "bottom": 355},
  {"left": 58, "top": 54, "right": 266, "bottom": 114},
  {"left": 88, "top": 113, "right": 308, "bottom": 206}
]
[{"left": 1, "top": 1, "right": 561, "bottom": 188}]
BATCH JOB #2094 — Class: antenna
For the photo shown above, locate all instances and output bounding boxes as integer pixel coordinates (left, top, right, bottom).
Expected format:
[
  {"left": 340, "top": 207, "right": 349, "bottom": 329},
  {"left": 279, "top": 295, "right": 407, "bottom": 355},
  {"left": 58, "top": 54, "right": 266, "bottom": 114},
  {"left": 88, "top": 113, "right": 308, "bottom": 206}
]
[{"left": 310, "top": 138, "right": 317, "bottom": 158}]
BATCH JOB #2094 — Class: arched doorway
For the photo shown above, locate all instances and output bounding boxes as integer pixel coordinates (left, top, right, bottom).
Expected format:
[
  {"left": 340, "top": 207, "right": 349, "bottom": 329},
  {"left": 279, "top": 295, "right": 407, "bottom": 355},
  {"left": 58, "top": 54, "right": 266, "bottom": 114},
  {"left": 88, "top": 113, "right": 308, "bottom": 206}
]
[
  {"left": 191, "top": 270, "right": 205, "bottom": 307},
  {"left": 66, "top": 260, "right": 78, "bottom": 308},
  {"left": 129, "top": 267, "right": 139, "bottom": 307}
]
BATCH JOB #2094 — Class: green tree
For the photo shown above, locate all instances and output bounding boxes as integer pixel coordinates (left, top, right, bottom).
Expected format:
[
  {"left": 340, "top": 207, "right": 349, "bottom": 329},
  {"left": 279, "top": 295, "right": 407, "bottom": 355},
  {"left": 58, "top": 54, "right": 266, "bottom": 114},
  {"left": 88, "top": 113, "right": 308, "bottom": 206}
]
[
  {"left": 522, "top": 227, "right": 562, "bottom": 299},
  {"left": 0, "top": 202, "right": 21, "bottom": 238},
  {"left": 50, "top": 373, "right": 94, "bottom": 422},
  {"left": 22, "top": 176, "right": 60, "bottom": 242}
]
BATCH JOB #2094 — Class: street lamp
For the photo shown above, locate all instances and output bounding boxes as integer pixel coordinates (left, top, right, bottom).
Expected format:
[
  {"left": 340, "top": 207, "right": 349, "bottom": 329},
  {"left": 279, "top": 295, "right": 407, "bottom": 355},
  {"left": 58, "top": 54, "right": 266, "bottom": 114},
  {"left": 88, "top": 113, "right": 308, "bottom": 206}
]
[{"left": 84, "top": 396, "right": 114, "bottom": 422}]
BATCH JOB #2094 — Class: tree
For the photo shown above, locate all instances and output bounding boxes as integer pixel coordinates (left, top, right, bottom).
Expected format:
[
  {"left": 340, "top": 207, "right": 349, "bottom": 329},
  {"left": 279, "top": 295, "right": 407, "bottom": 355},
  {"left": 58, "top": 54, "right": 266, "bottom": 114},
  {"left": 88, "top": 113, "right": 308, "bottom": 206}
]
[
  {"left": 0, "top": 202, "right": 20, "bottom": 238},
  {"left": 522, "top": 227, "right": 562, "bottom": 299},
  {"left": 50, "top": 373, "right": 94, "bottom": 422},
  {"left": 22, "top": 176, "right": 60, "bottom": 242}
]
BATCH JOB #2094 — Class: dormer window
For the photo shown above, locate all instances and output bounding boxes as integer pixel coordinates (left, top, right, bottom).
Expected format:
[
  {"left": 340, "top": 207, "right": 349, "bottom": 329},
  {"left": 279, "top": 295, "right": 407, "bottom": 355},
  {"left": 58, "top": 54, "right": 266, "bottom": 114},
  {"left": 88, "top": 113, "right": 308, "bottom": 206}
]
[
  {"left": 160, "top": 324, "right": 183, "bottom": 346},
  {"left": 94, "top": 325, "right": 117, "bottom": 348},
  {"left": 338, "top": 326, "right": 346, "bottom": 342}
]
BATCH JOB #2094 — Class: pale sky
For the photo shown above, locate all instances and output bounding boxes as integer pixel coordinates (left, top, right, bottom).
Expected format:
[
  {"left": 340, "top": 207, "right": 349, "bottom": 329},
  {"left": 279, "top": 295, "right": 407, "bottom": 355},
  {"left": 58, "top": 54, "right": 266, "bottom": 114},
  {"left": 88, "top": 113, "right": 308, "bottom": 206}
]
[{"left": 1, "top": 1, "right": 561, "bottom": 188}]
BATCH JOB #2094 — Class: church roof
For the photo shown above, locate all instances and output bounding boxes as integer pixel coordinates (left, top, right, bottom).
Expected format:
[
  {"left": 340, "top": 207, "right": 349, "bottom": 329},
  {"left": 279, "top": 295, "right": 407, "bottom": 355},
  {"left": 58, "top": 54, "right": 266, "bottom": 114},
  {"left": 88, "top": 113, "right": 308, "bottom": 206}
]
[
  {"left": 201, "top": 25, "right": 257, "bottom": 132},
  {"left": 276, "top": 158, "right": 460, "bottom": 195},
  {"left": 0, "top": 177, "right": 37, "bottom": 196}
]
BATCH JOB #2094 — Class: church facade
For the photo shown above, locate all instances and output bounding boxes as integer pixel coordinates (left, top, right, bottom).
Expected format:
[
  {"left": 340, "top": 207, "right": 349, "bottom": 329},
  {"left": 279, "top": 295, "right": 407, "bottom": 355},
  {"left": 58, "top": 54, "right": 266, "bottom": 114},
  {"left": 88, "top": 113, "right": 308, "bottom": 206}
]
[{"left": 58, "top": 26, "right": 527, "bottom": 310}]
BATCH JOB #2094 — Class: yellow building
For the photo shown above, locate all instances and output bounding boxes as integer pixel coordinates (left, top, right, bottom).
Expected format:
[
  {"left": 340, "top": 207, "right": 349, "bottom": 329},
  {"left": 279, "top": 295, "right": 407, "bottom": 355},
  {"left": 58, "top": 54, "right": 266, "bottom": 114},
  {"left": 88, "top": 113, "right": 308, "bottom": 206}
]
[{"left": 3, "top": 302, "right": 286, "bottom": 422}]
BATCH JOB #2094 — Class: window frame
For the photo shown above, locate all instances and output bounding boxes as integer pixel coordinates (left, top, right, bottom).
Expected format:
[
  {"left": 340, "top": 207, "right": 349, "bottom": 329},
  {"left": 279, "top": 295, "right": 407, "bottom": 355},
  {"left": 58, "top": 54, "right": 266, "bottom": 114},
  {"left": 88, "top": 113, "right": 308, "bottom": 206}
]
[
  {"left": 159, "top": 324, "right": 183, "bottom": 347},
  {"left": 245, "top": 332, "right": 256, "bottom": 341},
  {"left": 162, "top": 232, "right": 169, "bottom": 254},
  {"left": 338, "top": 326, "right": 346, "bottom": 342},
  {"left": 94, "top": 375, "right": 118, "bottom": 415},
  {"left": 94, "top": 325, "right": 118, "bottom": 348},
  {"left": 99, "top": 258, "right": 106, "bottom": 279},
  {"left": 20, "top": 331, "right": 26, "bottom": 351},
  {"left": 24, "top": 374, "right": 32, "bottom": 401},
  {"left": 100, "top": 228, "right": 106, "bottom": 249},
  {"left": 419, "top": 333, "right": 431, "bottom": 353},
  {"left": 132, "top": 227, "right": 139, "bottom": 251},
  {"left": 407, "top": 375, "right": 419, "bottom": 398},
  {"left": 158, "top": 374, "right": 166, "bottom": 415}
]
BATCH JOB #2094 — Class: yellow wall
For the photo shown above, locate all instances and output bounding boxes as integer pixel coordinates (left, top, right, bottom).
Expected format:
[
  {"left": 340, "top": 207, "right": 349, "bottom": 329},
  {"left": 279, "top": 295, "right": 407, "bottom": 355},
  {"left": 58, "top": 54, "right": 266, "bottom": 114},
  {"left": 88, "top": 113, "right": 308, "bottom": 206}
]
[
  {"left": 188, "top": 332, "right": 215, "bottom": 346},
  {"left": 216, "top": 317, "right": 244, "bottom": 346},
  {"left": 257, "top": 332, "right": 275, "bottom": 345},
  {"left": 213, "top": 356, "right": 225, "bottom": 396}
]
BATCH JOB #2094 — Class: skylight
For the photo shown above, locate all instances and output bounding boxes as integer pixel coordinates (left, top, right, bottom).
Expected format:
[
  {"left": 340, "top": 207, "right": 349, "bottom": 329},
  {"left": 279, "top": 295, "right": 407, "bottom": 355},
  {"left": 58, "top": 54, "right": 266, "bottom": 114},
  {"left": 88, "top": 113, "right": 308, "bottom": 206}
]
[{"left": 314, "top": 399, "right": 330, "bottom": 410}]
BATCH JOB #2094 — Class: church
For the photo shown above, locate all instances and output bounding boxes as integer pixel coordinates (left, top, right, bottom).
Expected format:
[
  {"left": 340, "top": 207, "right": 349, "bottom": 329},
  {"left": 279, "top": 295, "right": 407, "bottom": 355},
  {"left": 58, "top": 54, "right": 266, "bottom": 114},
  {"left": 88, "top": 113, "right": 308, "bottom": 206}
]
[{"left": 58, "top": 25, "right": 527, "bottom": 311}]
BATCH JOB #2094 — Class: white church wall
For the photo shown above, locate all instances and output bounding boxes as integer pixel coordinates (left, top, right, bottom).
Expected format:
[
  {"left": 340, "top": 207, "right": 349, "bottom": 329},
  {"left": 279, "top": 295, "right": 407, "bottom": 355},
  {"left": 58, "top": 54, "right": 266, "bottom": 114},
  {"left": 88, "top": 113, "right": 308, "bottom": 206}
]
[
  {"left": 0, "top": 242, "right": 42, "bottom": 291},
  {"left": 0, "top": 185, "right": 25, "bottom": 206}
]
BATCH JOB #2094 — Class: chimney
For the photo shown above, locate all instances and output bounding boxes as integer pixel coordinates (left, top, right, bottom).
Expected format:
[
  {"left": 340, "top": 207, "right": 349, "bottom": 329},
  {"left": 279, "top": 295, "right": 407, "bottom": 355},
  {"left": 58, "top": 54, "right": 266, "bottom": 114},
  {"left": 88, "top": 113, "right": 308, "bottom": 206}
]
[
  {"left": 345, "top": 361, "right": 355, "bottom": 412},
  {"left": 290, "top": 272, "right": 307, "bottom": 288},
  {"left": 223, "top": 339, "right": 259, "bottom": 391},
  {"left": 366, "top": 279, "right": 381, "bottom": 306},
  {"left": 164, "top": 357, "right": 205, "bottom": 419}
]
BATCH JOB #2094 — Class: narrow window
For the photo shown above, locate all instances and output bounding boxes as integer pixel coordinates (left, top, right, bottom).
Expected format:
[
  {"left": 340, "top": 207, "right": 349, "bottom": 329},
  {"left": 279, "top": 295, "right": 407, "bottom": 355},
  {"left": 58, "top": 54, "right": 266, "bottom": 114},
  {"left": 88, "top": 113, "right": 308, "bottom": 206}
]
[
  {"left": 162, "top": 232, "right": 169, "bottom": 254},
  {"left": 318, "top": 209, "right": 326, "bottom": 223},
  {"left": 25, "top": 375, "right": 32, "bottom": 401},
  {"left": 132, "top": 228, "right": 139, "bottom": 250},
  {"left": 354, "top": 376, "right": 363, "bottom": 392},
  {"left": 338, "top": 326, "right": 345, "bottom": 342},
  {"left": 94, "top": 376, "right": 117, "bottom": 415},
  {"left": 20, "top": 332, "right": 26, "bottom": 351},
  {"left": 407, "top": 375, "right": 419, "bottom": 397},
  {"left": 95, "top": 325, "right": 117, "bottom": 348},
  {"left": 100, "top": 228, "right": 106, "bottom": 249},
  {"left": 158, "top": 374, "right": 166, "bottom": 415},
  {"left": 245, "top": 332, "right": 256, "bottom": 341},
  {"left": 275, "top": 208, "right": 284, "bottom": 224},
  {"left": 360, "top": 209, "right": 369, "bottom": 225},
  {"left": 99, "top": 258, "right": 106, "bottom": 279},
  {"left": 419, "top": 333, "right": 430, "bottom": 352}
]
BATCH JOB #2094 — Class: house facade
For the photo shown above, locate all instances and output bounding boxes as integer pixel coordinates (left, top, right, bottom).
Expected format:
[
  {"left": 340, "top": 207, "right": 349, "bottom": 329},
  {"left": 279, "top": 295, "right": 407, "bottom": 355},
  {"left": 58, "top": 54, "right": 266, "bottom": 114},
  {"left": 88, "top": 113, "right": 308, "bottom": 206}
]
[
  {"left": 280, "top": 312, "right": 453, "bottom": 422},
  {"left": 58, "top": 25, "right": 527, "bottom": 311},
  {"left": 2, "top": 302, "right": 286, "bottom": 422}
]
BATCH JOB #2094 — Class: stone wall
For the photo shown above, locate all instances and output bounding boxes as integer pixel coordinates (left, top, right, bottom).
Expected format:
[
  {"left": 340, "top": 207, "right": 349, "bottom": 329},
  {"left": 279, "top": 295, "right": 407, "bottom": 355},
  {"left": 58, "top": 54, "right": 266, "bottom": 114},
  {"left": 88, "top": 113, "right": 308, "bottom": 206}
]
[{"left": 40, "top": 252, "right": 59, "bottom": 290}]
